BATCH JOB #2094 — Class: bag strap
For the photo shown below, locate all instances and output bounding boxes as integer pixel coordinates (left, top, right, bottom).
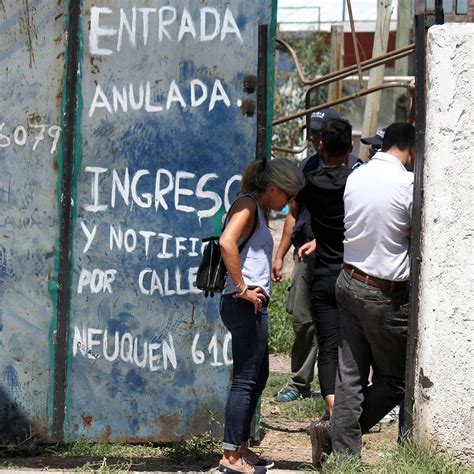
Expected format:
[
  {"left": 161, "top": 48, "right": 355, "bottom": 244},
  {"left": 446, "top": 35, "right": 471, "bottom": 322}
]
[
  {"left": 237, "top": 201, "right": 258, "bottom": 253},
  {"left": 223, "top": 194, "right": 259, "bottom": 252}
]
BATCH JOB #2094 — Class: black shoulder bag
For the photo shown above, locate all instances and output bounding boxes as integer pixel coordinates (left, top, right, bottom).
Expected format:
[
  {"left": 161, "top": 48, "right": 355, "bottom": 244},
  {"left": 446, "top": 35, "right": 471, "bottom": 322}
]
[{"left": 196, "top": 198, "right": 258, "bottom": 297}]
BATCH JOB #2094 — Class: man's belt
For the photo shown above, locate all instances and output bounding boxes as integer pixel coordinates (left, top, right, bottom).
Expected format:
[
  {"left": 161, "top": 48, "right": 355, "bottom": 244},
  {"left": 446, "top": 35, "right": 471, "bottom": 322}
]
[{"left": 343, "top": 264, "right": 408, "bottom": 291}]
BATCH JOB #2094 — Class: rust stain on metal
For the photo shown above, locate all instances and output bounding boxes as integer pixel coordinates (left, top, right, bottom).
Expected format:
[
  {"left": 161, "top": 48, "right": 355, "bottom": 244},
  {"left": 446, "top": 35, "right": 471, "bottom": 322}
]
[
  {"left": 157, "top": 413, "right": 180, "bottom": 441},
  {"left": 82, "top": 415, "right": 93, "bottom": 428},
  {"left": 20, "top": 0, "right": 36, "bottom": 68},
  {"left": 31, "top": 418, "right": 49, "bottom": 441},
  {"left": 102, "top": 424, "right": 112, "bottom": 442},
  {"left": 241, "top": 100, "right": 256, "bottom": 117},
  {"left": 188, "top": 409, "right": 210, "bottom": 434},
  {"left": 52, "top": 156, "right": 58, "bottom": 172}
]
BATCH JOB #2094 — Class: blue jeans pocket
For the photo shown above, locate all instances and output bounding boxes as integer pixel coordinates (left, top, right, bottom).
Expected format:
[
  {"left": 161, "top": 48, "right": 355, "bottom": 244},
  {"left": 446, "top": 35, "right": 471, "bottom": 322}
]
[{"left": 220, "top": 296, "right": 253, "bottom": 337}]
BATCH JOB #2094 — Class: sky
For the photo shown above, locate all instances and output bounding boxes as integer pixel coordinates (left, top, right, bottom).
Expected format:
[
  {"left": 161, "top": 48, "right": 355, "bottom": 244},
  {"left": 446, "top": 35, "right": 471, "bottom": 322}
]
[{"left": 277, "top": 0, "right": 410, "bottom": 31}]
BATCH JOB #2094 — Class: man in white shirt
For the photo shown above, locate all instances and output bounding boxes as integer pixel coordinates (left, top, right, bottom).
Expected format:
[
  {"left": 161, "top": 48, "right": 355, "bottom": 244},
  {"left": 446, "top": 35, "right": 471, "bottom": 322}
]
[{"left": 310, "top": 122, "right": 416, "bottom": 465}]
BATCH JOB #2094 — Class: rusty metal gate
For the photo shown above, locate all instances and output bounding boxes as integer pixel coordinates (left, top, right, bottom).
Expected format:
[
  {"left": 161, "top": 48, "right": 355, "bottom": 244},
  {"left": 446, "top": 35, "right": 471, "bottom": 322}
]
[{"left": 0, "top": 0, "right": 277, "bottom": 442}]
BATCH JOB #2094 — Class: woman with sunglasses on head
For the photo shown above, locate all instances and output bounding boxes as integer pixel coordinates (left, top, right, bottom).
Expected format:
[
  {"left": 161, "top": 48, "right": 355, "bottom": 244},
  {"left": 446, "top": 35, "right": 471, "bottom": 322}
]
[{"left": 218, "top": 158, "right": 303, "bottom": 473}]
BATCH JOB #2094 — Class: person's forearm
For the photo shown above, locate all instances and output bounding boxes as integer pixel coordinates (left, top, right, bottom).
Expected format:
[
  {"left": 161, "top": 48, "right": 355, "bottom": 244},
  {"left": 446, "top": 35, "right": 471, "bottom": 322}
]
[
  {"left": 219, "top": 240, "right": 245, "bottom": 291},
  {"left": 274, "top": 212, "right": 296, "bottom": 260}
]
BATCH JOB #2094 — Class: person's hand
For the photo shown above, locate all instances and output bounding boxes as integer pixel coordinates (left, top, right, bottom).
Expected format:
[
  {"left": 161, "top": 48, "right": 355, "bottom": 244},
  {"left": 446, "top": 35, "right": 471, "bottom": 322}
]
[
  {"left": 239, "top": 287, "right": 267, "bottom": 314},
  {"left": 272, "top": 257, "right": 285, "bottom": 282},
  {"left": 298, "top": 240, "right": 316, "bottom": 261}
]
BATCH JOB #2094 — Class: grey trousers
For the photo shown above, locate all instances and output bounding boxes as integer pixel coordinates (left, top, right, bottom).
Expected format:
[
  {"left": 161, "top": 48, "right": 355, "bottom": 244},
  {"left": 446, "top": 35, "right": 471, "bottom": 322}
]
[
  {"left": 285, "top": 254, "right": 318, "bottom": 393},
  {"left": 332, "top": 269, "right": 408, "bottom": 456}
]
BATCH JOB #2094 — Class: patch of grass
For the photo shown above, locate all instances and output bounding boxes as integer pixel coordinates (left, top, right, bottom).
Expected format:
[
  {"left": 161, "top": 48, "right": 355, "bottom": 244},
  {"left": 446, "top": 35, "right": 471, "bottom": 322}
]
[
  {"left": 308, "top": 439, "right": 471, "bottom": 473},
  {"left": 376, "top": 438, "right": 469, "bottom": 474},
  {"left": 161, "top": 430, "right": 220, "bottom": 463},
  {"left": 262, "top": 373, "right": 326, "bottom": 423},
  {"left": 320, "top": 453, "right": 368, "bottom": 473},
  {"left": 283, "top": 397, "right": 326, "bottom": 422},
  {"left": 269, "top": 279, "right": 293, "bottom": 354},
  {"left": 263, "top": 372, "right": 291, "bottom": 396},
  {"left": 76, "top": 457, "right": 135, "bottom": 472},
  {"left": 57, "top": 438, "right": 160, "bottom": 458}
]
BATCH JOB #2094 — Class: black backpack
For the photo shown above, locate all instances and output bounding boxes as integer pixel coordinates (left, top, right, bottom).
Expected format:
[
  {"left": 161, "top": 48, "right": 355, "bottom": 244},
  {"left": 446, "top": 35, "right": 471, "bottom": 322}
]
[{"left": 196, "top": 197, "right": 258, "bottom": 297}]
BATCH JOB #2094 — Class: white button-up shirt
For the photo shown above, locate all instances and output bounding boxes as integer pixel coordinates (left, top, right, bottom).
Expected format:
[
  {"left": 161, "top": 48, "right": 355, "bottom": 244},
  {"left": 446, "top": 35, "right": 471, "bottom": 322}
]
[{"left": 343, "top": 151, "right": 413, "bottom": 281}]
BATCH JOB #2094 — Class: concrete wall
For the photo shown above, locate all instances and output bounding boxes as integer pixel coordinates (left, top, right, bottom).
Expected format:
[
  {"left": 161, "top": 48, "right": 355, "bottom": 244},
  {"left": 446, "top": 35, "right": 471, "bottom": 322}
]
[{"left": 414, "top": 23, "right": 474, "bottom": 466}]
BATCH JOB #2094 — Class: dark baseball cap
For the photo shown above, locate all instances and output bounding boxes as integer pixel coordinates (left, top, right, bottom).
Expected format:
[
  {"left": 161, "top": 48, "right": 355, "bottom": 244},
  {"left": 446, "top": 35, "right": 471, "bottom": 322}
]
[
  {"left": 310, "top": 108, "right": 341, "bottom": 131},
  {"left": 361, "top": 128, "right": 386, "bottom": 146}
]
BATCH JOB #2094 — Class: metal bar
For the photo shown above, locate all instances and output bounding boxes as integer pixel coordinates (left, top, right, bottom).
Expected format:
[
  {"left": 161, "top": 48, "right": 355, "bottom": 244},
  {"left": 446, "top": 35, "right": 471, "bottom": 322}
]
[
  {"left": 346, "top": 0, "right": 364, "bottom": 89},
  {"left": 53, "top": 0, "right": 81, "bottom": 441},
  {"left": 274, "top": 82, "right": 414, "bottom": 126},
  {"left": 314, "top": 49, "right": 414, "bottom": 88},
  {"left": 256, "top": 24, "right": 268, "bottom": 161},
  {"left": 276, "top": 38, "right": 312, "bottom": 85},
  {"left": 403, "top": 12, "right": 426, "bottom": 439},
  {"left": 435, "top": 0, "right": 445, "bottom": 23},
  {"left": 300, "top": 49, "right": 414, "bottom": 136},
  {"left": 276, "top": 37, "right": 414, "bottom": 86}
]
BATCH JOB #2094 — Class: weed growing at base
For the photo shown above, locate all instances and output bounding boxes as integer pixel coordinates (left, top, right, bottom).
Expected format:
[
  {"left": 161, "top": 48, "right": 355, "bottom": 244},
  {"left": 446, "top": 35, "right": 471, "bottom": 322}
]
[
  {"left": 161, "top": 430, "right": 220, "bottom": 462},
  {"left": 376, "top": 438, "right": 468, "bottom": 473},
  {"left": 312, "top": 439, "right": 470, "bottom": 473},
  {"left": 76, "top": 457, "right": 135, "bottom": 472},
  {"left": 269, "top": 279, "right": 293, "bottom": 354},
  {"left": 60, "top": 438, "right": 159, "bottom": 457}
]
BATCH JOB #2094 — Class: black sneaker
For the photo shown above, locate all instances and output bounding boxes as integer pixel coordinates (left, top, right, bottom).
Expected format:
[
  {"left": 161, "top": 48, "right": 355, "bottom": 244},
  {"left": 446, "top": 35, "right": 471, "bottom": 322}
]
[{"left": 309, "top": 420, "right": 332, "bottom": 469}]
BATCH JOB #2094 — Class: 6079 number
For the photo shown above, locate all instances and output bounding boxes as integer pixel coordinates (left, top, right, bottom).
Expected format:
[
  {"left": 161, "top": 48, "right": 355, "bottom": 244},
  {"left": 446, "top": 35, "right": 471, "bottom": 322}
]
[{"left": 0, "top": 122, "right": 61, "bottom": 154}]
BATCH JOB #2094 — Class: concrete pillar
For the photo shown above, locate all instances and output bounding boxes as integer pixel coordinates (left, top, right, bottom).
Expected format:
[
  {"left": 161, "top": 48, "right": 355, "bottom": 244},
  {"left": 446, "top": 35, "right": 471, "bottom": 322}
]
[{"left": 414, "top": 23, "right": 474, "bottom": 466}]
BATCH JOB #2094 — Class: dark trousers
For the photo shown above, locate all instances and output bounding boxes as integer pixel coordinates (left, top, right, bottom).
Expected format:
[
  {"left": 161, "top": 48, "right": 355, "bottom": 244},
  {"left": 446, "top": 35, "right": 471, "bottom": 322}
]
[
  {"left": 220, "top": 295, "right": 269, "bottom": 450},
  {"left": 286, "top": 255, "right": 317, "bottom": 393},
  {"left": 332, "top": 269, "right": 408, "bottom": 456},
  {"left": 311, "top": 270, "right": 340, "bottom": 398}
]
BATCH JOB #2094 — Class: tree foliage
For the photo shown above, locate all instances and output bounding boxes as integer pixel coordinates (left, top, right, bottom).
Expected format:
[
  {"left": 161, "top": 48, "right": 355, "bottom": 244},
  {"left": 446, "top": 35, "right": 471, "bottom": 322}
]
[{"left": 272, "top": 32, "right": 330, "bottom": 153}]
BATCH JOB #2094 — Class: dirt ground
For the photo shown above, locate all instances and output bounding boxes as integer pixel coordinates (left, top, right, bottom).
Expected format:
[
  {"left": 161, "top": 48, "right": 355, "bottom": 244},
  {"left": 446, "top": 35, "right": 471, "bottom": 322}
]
[
  {"left": 1, "top": 342, "right": 396, "bottom": 473},
  {"left": 0, "top": 356, "right": 397, "bottom": 472},
  {"left": 265, "top": 223, "right": 399, "bottom": 469},
  {"left": 255, "top": 355, "right": 399, "bottom": 470}
]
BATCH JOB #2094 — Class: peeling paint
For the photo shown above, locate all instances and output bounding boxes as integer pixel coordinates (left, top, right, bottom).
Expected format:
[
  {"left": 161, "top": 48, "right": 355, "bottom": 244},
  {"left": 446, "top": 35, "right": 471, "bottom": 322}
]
[
  {"left": 82, "top": 415, "right": 93, "bottom": 428},
  {"left": 419, "top": 368, "right": 434, "bottom": 389}
]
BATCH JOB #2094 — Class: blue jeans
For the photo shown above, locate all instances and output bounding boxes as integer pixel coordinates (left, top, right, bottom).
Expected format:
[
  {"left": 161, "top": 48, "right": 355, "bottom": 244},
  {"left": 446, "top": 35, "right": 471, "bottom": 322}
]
[
  {"left": 220, "top": 294, "right": 269, "bottom": 450},
  {"left": 332, "top": 269, "right": 408, "bottom": 456}
]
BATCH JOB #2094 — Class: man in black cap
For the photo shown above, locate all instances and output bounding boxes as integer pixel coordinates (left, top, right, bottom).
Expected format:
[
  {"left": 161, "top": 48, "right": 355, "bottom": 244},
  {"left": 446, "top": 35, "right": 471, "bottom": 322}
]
[
  {"left": 360, "top": 128, "right": 386, "bottom": 160},
  {"left": 272, "top": 108, "right": 338, "bottom": 402}
]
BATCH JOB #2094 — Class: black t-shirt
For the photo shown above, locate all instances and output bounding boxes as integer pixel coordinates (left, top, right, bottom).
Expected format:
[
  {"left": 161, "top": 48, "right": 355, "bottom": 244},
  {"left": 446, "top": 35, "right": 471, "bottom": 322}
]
[
  {"left": 290, "top": 153, "right": 322, "bottom": 250},
  {"left": 296, "top": 167, "right": 352, "bottom": 273}
]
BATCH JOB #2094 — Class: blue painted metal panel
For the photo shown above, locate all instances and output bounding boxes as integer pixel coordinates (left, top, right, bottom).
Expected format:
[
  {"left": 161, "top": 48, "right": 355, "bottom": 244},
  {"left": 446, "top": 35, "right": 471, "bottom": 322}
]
[
  {"left": 0, "top": 0, "right": 66, "bottom": 440},
  {"left": 66, "top": 1, "right": 276, "bottom": 441}
]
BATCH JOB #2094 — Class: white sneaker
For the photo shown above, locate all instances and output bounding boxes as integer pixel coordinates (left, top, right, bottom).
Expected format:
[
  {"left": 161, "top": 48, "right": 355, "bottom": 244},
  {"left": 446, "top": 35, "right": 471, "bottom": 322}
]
[{"left": 382, "top": 405, "right": 400, "bottom": 424}]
